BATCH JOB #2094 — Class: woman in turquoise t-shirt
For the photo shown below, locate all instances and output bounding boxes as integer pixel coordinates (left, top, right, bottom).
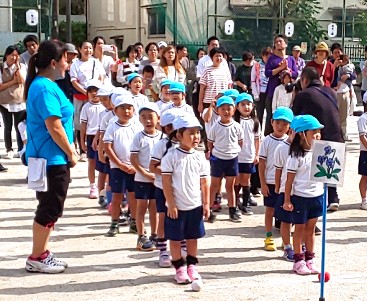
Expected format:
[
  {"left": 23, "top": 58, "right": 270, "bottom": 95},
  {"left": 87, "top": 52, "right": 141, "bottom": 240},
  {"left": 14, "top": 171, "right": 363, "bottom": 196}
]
[{"left": 24, "top": 40, "right": 78, "bottom": 274}]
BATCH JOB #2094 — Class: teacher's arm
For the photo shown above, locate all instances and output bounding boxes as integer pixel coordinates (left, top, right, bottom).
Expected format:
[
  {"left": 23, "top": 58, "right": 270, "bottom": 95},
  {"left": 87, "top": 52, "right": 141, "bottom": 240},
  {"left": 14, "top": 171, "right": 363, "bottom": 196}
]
[{"left": 45, "top": 116, "right": 77, "bottom": 167}]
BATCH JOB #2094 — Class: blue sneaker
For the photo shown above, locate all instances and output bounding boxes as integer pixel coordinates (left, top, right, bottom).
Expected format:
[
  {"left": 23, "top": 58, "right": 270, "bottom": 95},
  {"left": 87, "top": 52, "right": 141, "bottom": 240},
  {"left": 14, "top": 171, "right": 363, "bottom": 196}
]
[{"left": 283, "top": 248, "right": 294, "bottom": 261}]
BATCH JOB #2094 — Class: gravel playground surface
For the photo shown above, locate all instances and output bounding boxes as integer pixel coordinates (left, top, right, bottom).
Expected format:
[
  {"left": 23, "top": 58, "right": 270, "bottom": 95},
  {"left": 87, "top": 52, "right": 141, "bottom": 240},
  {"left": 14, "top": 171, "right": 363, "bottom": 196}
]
[{"left": 0, "top": 115, "right": 367, "bottom": 301}]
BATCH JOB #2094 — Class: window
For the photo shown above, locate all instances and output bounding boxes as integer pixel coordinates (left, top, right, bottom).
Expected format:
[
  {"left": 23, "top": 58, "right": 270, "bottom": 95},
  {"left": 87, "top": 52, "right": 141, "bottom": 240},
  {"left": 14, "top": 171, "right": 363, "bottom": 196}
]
[
  {"left": 59, "top": 0, "right": 85, "bottom": 15},
  {"left": 333, "top": 14, "right": 355, "bottom": 38},
  {"left": 147, "top": 6, "right": 166, "bottom": 36}
]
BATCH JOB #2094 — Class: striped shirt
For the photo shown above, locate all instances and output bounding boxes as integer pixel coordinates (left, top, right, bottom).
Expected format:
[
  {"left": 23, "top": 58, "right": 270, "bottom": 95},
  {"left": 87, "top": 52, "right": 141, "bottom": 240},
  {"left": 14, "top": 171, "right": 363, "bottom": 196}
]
[{"left": 116, "top": 59, "right": 140, "bottom": 86}]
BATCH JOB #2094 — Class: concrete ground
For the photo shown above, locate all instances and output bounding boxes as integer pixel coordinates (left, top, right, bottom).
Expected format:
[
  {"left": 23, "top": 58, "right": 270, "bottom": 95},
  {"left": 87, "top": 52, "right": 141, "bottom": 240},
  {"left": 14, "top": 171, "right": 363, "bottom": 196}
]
[{"left": 0, "top": 112, "right": 366, "bottom": 301}]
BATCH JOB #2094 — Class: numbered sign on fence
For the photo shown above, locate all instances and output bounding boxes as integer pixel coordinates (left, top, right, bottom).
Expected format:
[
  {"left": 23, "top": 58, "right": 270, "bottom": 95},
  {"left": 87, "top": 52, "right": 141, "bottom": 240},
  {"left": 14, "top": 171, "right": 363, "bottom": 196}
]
[
  {"left": 310, "top": 140, "right": 346, "bottom": 186},
  {"left": 224, "top": 20, "right": 234, "bottom": 35}
]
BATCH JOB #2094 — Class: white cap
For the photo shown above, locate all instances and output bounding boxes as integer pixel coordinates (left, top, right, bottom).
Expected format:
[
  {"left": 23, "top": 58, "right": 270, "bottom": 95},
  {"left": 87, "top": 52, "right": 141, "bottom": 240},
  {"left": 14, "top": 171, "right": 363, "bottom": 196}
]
[
  {"left": 158, "top": 41, "right": 168, "bottom": 48},
  {"left": 173, "top": 114, "right": 202, "bottom": 130},
  {"left": 138, "top": 102, "right": 160, "bottom": 116},
  {"left": 110, "top": 87, "right": 130, "bottom": 104},
  {"left": 160, "top": 109, "right": 182, "bottom": 127},
  {"left": 85, "top": 79, "right": 102, "bottom": 90},
  {"left": 113, "top": 94, "right": 135, "bottom": 108},
  {"left": 96, "top": 84, "right": 114, "bottom": 96}
]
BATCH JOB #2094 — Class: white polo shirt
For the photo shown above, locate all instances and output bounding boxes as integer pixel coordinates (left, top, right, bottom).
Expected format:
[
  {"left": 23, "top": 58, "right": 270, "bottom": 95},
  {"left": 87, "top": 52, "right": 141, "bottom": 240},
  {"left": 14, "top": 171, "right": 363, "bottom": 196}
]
[
  {"left": 238, "top": 116, "right": 261, "bottom": 163},
  {"left": 286, "top": 151, "right": 324, "bottom": 198},
  {"left": 161, "top": 147, "right": 210, "bottom": 211},
  {"left": 131, "top": 92, "right": 149, "bottom": 115},
  {"left": 357, "top": 113, "right": 367, "bottom": 151},
  {"left": 99, "top": 110, "right": 116, "bottom": 133},
  {"left": 207, "top": 120, "right": 244, "bottom": 160},
  {"left": 150, "top": 137, "right": 179, "bottom": 189},
  {"left": 259, "top": 134, "right": 288, "bottom": 184},
  {"left": 274, "top": 140, "right": 291, "bottom": 193},
  {"left": 80, "top": 101, "right": 105, "bottom": 135},
  {"left": 130, "top": 130, "right": 163, "bottom": 182},
  {"left": 161, "top": 102, "right": 194, "bottom": 115},
  {"left": 103, "top": 121, "right": 141, "bottom": 168},
  {"left": 156, "top": 99, "right": 172, "bottom": 113}
]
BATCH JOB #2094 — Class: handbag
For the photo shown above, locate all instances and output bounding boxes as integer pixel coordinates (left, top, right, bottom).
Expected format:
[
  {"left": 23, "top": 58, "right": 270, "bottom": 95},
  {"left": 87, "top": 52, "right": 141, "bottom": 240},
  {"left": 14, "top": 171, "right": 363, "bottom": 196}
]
[{"left": 0, "top": 64, "right": 24, "bottom": 105}]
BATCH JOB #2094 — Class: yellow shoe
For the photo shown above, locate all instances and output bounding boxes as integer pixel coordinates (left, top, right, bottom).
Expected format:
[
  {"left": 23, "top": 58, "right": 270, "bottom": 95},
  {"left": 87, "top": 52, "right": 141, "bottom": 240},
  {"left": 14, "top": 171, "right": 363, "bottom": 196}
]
[{"left": 264, "top": 236, "right": 277, "bottom": 251}]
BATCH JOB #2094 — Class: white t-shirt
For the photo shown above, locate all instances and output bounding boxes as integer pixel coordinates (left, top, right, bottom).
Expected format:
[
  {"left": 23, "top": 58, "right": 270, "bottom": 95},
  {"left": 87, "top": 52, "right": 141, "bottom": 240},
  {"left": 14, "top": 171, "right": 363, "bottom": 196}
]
[
  {"left": 161, "top": 102, "right": 194, "bottom": 115},
  {"left": 238, "top": 117, "right": 260, "bottom": 163},
  {"left": 274, "top": 140, "right": 291, "bottom": 193},
  {"left": 203, "top": 108, "right": 220, "bottom": 135},
  {"left": 272, "top": 84, "right": 293, "bottom": 113},
  {"left": 156, "top": 99, "right": 172, "bottom": 113},
  {"left": 196, "top": 54, "right": 229, "bottom": 78},
  {"left": 130, "top": 130, "right": 163, "bottom": 183},
  {"left": 103, "top": 121, "right": 142, "bottom": 168},
  {"left": 161, "top": 147, "right": 210, "bottom": 210},
  {"left": 150, "top": 137, "right": 179, "bottom": 189},
  {"left": 131, "top": 92, "right": 149, "bottom": 115},
  {"left": 101, "top": 55, "right": 115, "bottom": 79},
  {"left": 80, "top": 101, "right": 105, "bottom": 135},
  {"left": 208, "top": 120, "right": 244, "bottom": 160},
  {"left": 286, "top": 151, "right": 324, "bottom": 198},
  {"left": 259, "top": 134, "right": 288, "bottom": 184},
  {"left": 357, "top": 113, "right": 367, "bottom": 151},
  {"left": 99, "top": 111, "right": 116, "bottom": 133},
  {"left": 70, "top": 58, "right": 106, "bottom": 88}
]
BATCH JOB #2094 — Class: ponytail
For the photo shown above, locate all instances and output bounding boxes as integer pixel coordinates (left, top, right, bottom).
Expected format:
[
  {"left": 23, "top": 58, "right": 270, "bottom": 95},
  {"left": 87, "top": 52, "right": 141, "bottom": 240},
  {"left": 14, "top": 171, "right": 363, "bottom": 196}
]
[
  {"left": 289, "top": 133, "right": 306, "bottom": 158},
  {"left": 162, "top": 130, "right": 177, "bottom": 159},
  {"left": 250, "top": 105, "right": 260, "bottom": 134},
  {"left": 24, "top": 53, "right": 38, "bottom": 100}
]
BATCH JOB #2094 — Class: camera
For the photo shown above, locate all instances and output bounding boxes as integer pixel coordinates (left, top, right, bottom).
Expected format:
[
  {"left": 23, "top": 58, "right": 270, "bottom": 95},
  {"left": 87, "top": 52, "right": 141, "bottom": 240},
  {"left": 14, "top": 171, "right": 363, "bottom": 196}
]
[{"left": 285, "top": 80, "right": 302, "bottom": 94}]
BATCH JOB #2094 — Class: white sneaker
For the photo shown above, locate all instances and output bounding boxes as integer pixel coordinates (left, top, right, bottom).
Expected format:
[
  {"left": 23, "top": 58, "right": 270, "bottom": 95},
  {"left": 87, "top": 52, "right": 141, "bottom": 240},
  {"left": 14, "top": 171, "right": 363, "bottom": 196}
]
[
  {"left": 361, "top": 201, "right": 367, "bottom": 210},
  {"left": 25, "top": 252, "right": 65, "bottom": 273},
  {"left": 327, "top": 203, "right": 339, "bottom": 212},
  {"left": 158, "top": 251, "right": 171, "bottom": 268},
  {"left": 48, "top": 251, "right": 68, "bottom": 268},
  {"left": 3, "top": 150, "right": 13, "bottom": 160},
  {"left": 79, "top": 153, "right": 87, "bottom": 162}
]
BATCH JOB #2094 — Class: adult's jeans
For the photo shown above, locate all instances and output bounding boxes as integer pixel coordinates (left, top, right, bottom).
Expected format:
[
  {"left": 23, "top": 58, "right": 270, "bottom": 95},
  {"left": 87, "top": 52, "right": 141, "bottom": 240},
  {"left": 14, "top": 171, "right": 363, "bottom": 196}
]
[{"left": 0, "top": 105, "right": 25, "bottom": 152}]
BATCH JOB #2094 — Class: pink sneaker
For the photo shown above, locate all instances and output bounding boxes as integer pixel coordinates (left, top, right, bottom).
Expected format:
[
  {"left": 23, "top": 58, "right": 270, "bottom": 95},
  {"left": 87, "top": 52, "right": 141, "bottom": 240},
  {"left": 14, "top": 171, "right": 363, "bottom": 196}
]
[
  {"left": 89, "top": 185, "right": 98, "bottom": 199},
  {"left": 174, "top": 266, "right": 190, "bottom": 284},
  {"left": 293, "top": 260, "right": 311, "bottom": 275},
  {"left": 306, "top": 259, "right": 319, "bottom": 274},
  {"left": 187, "top": 264, "right": 201, "bottom": 282}
]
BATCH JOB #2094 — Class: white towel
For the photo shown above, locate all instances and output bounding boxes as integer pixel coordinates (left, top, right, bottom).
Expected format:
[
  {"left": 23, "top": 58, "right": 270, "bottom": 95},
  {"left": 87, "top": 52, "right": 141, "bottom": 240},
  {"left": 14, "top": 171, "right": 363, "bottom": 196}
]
[{"left": 27, "top": 157, "right": 48, "bottom": 192}]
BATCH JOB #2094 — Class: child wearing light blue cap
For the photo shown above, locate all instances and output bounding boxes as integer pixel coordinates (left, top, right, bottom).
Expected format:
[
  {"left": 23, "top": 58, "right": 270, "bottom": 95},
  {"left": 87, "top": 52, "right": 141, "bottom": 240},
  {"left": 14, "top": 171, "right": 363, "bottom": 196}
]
[
  {"left": 282, "top": 115, "right": 324, "bottom": 275},
  {"left": 127, "top": 72, "right": 149, "bottom": 116},
  {"left": 208, "top": 95, "right": 245, "bottom": 222},
  {"left": 259, "top": 106, "right": 293, "bottom": 252},
  {"left": 156, "top": 79, "right": 173, "bottom": 112},
  {"left": 162, "top": 82, "right": 194, "bottom": 115}
]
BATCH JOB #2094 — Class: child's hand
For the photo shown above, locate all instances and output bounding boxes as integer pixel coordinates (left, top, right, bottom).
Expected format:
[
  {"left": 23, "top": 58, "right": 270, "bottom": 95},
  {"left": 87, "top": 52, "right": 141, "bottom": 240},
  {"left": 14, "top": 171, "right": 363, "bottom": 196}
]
[
  {"left": 253, "top": 155, "right": 259, "bottom": 165},
  {"left": 125, "top": 165, "right": 136, "bottom": 175},
  {"left": 92, "top": 138, "right": 98, "bottom": 151},
  {"left": 145, "top": 172, "right": 155, "bottom": 182},
  {"left": 283, "top": 200, "right": 294, "bottom": 212},
  {"left": 81, "top": 142, "right": 87, "bottom": 153},
  {"left": 203, "top": 204, "right": 210, "bottom": 220},
  {"left": 275, "top": 185, "right": 280, "bottom": 194},
  {"left": 261, "top": 184, "right": 269, "bottom": 197},
  {"left": 167, "top": 205, "right": 178, "bottom": 219}
]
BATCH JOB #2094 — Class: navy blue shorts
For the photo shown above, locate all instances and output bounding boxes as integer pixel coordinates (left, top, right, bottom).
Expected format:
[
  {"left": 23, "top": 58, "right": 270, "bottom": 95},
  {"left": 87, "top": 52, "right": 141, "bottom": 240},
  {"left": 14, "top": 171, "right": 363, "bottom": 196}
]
[
  {"left": 274, "top": 193, "right": 293, "bottom": 224},
  {"left": 109, "top": 168, "right": 135, "bottom": 193},
  {"left": 263, "top": 184, "right": 278, "bottom": 208},
  {"left": 290, "top": 194, "right": 323, "bottom": 224},
  {"left": 210, "top": 155, "right": 238, "bottom": 177},
  {"left": 96, "top": 157, "right": 110, "bottom": 174},
  {"left": 135, "top": 181, "right": 156, "bottom": 199},
  {"left": 86, "top": 135, "right": 97, "bottom": 160},
  {"left": 238, "top": 162, "right": 256, "bottom": 174},
  {"left": 165, "top": 206, "right": 205, "bottom": 241},
  {"left": 155, "top": 187, "right": 167, "bottom": 213},
  {"left": 358, "top": 151, "right": 367, "bottom": 176}
]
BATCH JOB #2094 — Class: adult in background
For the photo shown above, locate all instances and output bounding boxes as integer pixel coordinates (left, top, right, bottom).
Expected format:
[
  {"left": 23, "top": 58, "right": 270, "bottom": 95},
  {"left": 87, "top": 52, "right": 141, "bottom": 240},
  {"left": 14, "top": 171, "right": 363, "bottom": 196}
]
[
  {"left": 176, "top": 44, "right": 190, "bottom": 73},
  {"left": 92, "top": 36, "right": 117, "bottom": 80},
  {"left": 138, "top": 42, "right": 160, "bottom": 74},
  {"left": 0, "top": 45, "right": 27, "bottom": 159},
  {"left": 116, "top": 44, "right": 140, "bottom": 87},
  {"left": 235, "top": 51, "right": 254, "bottom": 94},
  {"left": 329, "top": 42, "right": 343, "bottom": 89},
  {"left": 292, "top": 45, "right": 305, "bottom": 78},
  {"left": 225, "top": 51, "right": 236, "bottom": 81},
  {"left": 251, "top": 47, "right": 272, "bottom": 129},
  {"left": 264, "top": 34, "right": 298, "bottom": 136},
  {"left": 20, "top": 34, "right": 39, "bottom": 69},
  {"left": 191, "top": 48, "right": 207, "bottom": 120},
  {"left": 292, "top": 66, "right": 344, "bottom": 212},
  {"left": 157, "top": 41, "right": 168, "bottom": 58},
  {"left": 134, "top": 42, "right": 147, "bottom": 62},
  {"left": 306, "top": 42, "right": 334, "bottom": 87},
  {"left": 25, "top": 40, "right": 77, "bottom": 273}
]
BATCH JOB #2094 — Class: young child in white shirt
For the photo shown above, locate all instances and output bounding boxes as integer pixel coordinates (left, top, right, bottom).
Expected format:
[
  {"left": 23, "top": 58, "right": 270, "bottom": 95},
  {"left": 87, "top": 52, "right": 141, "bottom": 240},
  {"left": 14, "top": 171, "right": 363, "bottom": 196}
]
[
  {"left": 272, "top": 70, "right": 293, "bottom": 112},
  {"left": 161, "top": 82, "right": 194, "bottom": 115},
  {"left": 156, "top": 79, "right": 173, "bottom": 112},
  {"left": 80, "top": 80, "right": 106, "bottom": 199},
  {"left": 127, "top": 72, "right": 149, "bottom": 114}
]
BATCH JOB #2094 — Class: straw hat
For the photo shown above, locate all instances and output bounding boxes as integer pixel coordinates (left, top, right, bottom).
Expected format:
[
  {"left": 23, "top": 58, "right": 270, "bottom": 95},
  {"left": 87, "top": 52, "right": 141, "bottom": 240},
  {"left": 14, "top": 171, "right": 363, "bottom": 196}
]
[{"left": 315, "top": 42, "right": 329, "bottom": 55}]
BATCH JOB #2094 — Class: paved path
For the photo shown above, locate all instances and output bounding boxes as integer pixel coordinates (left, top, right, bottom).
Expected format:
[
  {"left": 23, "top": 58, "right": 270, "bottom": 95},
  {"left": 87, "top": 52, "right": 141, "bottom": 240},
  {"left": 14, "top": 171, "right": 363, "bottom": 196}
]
[{"left": 0, "top": 113, "right": 366, "bottom": 301}]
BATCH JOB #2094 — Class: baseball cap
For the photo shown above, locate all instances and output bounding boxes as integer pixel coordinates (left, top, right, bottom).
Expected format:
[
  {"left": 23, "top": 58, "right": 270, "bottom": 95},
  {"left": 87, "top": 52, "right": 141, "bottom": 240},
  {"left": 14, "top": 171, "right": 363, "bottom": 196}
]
[
  {"left": 216, "top": 96, "right": 235, "bottom": 107},
  {"left": 96, "top": 84, "right": 114, "bottom": 96},
  {"left": 127, "top": 72, "right": 142, "bottom": 84},
  {"left": 272, "top": 107, "right": 294, "bottom": 123},
  {"left": 292, "top": 45, "right": 301, "bottom": 51},
  {"left": 113, "top": 94, "right": 135, "bottom": 108},
  {"left": 158, "top": 41, "right": 168, "bottom": 49},
  {"left": 235, "top": 93, "right": 253, "bottom": 105},
  {"left": 172, "top": 114, "right": 202, "bottom": 130},
  {"left": 85, "top": 79, "right": 102, "bottom": 90},
  {"left": 160, "top": 109, "right": 182, "bottom": 127},
  {"left": 65, "top": 43, "right": 78, "bottom": 54},
  {"left": 169, "top": 82, "right": 185, "bottom": 93},
  {"left": 223, "top": 89, "right": 240, "bottom": 99},
  {"left": 291, "top": 115, "right": 324, "bottom": 133},
  {"left": 138, "top": 102, "right": 160, "bottom": 116},
  {"left": 161, "top": 79, "right": 173, "bottom": 89}
]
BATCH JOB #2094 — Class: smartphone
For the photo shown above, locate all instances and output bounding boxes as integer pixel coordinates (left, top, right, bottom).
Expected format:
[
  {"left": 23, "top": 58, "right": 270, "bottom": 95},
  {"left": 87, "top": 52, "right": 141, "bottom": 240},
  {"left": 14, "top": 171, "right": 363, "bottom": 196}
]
[
  {"left": 339, "top": 55, "right": 344, "bottom": 61},
  {"left": 102, "top": 45, "right": 114, "bottom": 52},
  {"left": 145, "top": 78, "right": 152, "bottom": 86}
]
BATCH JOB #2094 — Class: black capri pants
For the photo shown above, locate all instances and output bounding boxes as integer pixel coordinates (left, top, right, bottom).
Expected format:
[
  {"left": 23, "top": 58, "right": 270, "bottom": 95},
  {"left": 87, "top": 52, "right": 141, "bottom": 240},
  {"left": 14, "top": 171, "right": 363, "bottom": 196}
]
[{"left": 34, "top": 164, "right": 70, "bottom": 228}]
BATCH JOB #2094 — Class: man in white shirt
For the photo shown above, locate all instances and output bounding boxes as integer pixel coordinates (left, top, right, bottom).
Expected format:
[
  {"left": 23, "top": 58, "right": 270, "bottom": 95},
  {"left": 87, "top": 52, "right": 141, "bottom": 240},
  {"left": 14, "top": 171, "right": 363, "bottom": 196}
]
[{"left": 19, "top": 35, "right": 39, "bottom": 70}]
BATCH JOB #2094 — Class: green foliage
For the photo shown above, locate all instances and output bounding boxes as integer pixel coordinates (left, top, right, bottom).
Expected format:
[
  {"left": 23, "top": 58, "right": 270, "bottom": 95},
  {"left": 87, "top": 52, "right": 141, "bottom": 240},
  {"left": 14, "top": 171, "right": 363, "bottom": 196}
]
[
  {"left": 58, "top": 21, "right": 86, "bottom": 47},
  {"left": 354, "top": 11, "right": 367, "bottom": 45}
]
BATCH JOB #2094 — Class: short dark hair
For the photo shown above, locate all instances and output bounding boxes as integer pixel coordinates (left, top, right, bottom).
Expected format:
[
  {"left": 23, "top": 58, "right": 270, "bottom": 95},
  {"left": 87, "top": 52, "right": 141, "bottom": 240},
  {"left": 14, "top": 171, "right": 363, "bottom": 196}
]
[
  {"left": 331, "top": 42, "right": 343, "bottom": 53},
  {"left": 261, "top": 47, "right": 273, "bottom": 57},
  {"left": 176, "top": 44, "right": 186, "bottom": 52},
  {"left": 23, "top": 34, "right": 39, "bottom": 48},
  {"left": 142, "top": 65, "right": 154, "bottom": 75},
  {"left": 207, "top": 36, "right": 219, "bottom": 46},
  {"left": 301, "top": 66, "right": 320, "bottom": 82},
  {"left": 134, "top": 42, "right": 144, "bottom": 48},
  {"left": 196, "top": 47, "right": 206, "bottom": 58},
  {"left": 92, "top": 36, "right": 106, "bottom": 48},
  {"left": 242, "top": 51, "right": 254, "bottom": 61},
  {"left": 209, "top": 47, "right": 225, "bottom": 59},
  {"left": 4, "top": 45, "right": 20, "bottom": 61},
  {"left": 145, "top": 42, "right": 158, "bottom": 54},
  {"left": 274, "top": 34, "right": 288, "bottom": 44},
  {"left": 126, "top": 45, "right": 138, "bottom": 56}
]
